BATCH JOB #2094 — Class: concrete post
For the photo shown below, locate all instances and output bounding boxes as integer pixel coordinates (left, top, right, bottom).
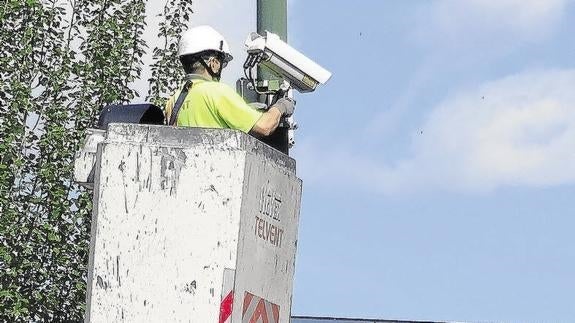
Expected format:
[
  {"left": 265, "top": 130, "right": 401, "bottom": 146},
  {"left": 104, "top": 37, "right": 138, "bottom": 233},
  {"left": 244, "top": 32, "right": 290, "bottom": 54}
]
[{"left": 77, "top": 124, "right": 301, "bottom": 322}]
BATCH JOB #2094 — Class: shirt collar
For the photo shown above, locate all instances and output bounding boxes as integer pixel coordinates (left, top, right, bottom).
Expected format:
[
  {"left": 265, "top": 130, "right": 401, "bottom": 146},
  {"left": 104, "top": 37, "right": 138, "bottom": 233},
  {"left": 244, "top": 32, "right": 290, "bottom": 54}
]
[{"left": 185, "top": 73, "right": 213, "bottom": 82}]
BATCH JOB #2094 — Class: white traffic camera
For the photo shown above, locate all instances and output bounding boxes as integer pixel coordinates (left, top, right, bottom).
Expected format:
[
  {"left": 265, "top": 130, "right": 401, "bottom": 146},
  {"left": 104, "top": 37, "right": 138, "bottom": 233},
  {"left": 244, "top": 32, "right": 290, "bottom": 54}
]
[{"left": 243, "top": 31, "right": 332, "bottom": 93}]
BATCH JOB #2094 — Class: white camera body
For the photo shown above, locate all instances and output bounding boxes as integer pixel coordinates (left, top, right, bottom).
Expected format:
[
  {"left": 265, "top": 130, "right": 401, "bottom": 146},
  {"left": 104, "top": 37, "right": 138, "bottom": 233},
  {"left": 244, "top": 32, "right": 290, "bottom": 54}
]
[{"left": 244, "top": 31, "right": 332, "bottom": 93}]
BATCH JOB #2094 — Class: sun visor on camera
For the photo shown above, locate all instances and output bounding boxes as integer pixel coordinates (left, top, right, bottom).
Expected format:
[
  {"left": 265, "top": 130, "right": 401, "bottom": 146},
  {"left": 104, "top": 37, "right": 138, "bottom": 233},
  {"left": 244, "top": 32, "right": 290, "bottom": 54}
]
[{"left": 97, "top": 104, "right": 165, "bottom": 130}]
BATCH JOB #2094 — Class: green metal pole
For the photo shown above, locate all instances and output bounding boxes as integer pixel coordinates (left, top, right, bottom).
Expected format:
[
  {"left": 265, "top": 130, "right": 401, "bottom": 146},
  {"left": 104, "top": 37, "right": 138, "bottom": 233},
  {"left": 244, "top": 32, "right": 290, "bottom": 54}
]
[
  {"left": 257, "top": 0, "right": 287, "bottom": 82},
  {"left": 256, "top": 0, "right": 290, "bottom": 154}
]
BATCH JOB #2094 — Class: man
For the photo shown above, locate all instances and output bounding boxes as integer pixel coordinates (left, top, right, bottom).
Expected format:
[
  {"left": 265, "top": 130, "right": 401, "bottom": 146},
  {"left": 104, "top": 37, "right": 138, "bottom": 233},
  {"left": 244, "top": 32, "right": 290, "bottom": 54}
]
[{"left": 165, "top": 25, "right": 294, "bottom": 136}]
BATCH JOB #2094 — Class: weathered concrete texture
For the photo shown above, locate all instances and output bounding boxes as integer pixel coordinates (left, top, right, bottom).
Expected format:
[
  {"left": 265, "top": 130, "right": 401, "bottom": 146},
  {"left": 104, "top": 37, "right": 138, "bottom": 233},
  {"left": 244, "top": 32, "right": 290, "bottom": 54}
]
[
  {"left": 232, "top": 151, "right": 301, "bottom": 323},
  {"left": 105, "top": 123, "right": 296, "bottom": 171},
  {"left": 85, "top": 124, "right": 301, "bottom": 323},
  {"left": 74, "top": 128, "right": 106, "bottom": 189}
]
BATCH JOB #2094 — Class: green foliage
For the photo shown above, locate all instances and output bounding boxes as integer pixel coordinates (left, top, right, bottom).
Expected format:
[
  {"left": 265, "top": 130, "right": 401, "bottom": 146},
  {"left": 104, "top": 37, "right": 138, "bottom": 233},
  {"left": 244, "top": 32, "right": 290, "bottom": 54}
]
[
  {"left": 0, "top": 0, "right": 192, "bottom": 321},
  {"left": 147, "top": 0, "right": 194, "bottom": 107}
]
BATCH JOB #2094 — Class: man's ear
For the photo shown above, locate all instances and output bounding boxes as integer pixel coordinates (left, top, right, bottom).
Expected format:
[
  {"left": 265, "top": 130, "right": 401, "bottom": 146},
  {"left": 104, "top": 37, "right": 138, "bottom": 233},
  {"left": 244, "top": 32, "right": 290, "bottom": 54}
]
[
  {"left": 213, "top": 58, "right": 222, "bottom": 73},
  {"left": 206, "top": 57, "right": 215, "bottom": 71}
]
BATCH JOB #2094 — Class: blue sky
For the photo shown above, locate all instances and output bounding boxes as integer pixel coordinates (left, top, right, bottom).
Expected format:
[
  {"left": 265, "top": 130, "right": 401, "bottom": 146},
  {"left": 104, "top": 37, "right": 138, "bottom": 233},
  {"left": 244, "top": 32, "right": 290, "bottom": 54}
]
[
  {"left": 135, "top": 1, "right": 575, "bottom": 321},
  {"left": 285, "top": 1, "right": 575, "bottom": 322}
]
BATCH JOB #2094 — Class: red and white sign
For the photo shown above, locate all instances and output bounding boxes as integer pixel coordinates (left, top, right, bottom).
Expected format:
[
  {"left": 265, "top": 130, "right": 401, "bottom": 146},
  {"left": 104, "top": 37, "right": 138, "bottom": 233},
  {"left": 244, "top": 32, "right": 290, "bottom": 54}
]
[
  {"left": 219, "top": 269, "right": 235, "bottom": 323},
  {"left": 242, "top": 291, "right": 280, "bottom": 323}
]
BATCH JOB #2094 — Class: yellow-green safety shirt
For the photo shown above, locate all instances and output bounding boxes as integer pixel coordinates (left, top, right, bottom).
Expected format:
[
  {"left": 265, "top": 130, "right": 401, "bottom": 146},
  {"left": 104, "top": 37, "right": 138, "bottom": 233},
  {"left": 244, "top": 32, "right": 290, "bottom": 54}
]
[{"left": 165, "top": 76, "right": 262, "bottom": 133}]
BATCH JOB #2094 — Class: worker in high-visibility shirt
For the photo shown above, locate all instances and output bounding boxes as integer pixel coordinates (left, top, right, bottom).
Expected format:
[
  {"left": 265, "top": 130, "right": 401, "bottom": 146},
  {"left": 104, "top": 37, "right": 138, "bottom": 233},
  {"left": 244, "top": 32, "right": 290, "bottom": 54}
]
[{"left": 165, "top": 25, "right": 294, "bottom": 136}]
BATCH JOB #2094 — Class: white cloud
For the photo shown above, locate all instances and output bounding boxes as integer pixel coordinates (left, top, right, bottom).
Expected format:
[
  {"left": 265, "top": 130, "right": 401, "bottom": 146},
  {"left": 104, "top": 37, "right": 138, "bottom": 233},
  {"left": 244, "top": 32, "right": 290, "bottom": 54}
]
[
  {"left": 298, "top": 69, "right": 575, "bottom": 195},
  {"left": 414, "top": 0, "right": 568, "bottom": 48},
  {"left": 368, "top": 0, "right": 570, "bottom": 150},
  {"left": 464, "top": 0, "right": 566, "bottom": 32}
]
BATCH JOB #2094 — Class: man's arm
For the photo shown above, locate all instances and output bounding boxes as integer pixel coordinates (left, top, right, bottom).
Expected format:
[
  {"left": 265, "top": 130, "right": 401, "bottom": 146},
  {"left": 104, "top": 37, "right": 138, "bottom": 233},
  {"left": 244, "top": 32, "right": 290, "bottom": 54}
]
[
  {"left": 213, "top": 83, "right": 294, "bottom": 135},
  {"left": 249, "top": 98, "right": 295, "bottom": 136},
  {"left": 250, "top": 107, "right": 282, "bottom": 136}
]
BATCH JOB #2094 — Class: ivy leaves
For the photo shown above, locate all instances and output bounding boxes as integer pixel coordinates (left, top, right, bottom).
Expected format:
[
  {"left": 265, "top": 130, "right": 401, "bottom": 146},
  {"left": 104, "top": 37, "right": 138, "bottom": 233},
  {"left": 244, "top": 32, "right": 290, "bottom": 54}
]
[
  {"left": 0, "top": 0, "right": 192, "bottom": 321},
  {"left": 148, "top": 0, "right": 194, "bottom": 107}
]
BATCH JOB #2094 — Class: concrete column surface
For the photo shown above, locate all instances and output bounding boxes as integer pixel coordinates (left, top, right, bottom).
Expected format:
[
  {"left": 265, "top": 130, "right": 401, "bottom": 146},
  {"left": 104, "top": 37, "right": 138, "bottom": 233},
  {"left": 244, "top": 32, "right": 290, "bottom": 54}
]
[{"left": 82, "top": 124, "right": 301, "bottom": 323}]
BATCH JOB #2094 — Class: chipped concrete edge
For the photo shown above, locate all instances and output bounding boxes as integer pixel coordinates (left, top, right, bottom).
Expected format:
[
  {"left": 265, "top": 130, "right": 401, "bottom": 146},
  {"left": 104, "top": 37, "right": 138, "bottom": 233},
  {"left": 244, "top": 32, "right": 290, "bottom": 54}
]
[{"left": 105, "top": 123, "right": 297, "bottom": 173}]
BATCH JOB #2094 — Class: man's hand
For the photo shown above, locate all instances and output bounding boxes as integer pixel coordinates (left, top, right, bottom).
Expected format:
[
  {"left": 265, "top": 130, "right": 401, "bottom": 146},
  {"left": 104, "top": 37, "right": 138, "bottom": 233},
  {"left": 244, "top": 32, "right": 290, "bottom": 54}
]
[
  {"left": 272, "top": 98, "right": 295, "bottom": 117},
  {"left": 249, "top": 97, "right": 295, "bottom": 136}
]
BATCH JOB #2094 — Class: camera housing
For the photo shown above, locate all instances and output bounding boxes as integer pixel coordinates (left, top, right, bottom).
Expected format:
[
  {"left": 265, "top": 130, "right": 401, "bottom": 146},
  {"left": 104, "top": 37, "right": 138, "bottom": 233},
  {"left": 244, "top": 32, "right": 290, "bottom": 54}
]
[{"left": 244, "top": 31, "right": 332, "bottom": 93}]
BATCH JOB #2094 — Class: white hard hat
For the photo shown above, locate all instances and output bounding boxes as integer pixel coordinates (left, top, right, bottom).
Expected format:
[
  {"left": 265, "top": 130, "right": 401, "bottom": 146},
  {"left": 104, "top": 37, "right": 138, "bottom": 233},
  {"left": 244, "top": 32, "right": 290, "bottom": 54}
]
[{"left": 178, "top": 25, "right": 233, "bottom": 62}]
